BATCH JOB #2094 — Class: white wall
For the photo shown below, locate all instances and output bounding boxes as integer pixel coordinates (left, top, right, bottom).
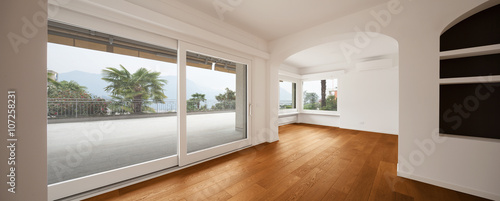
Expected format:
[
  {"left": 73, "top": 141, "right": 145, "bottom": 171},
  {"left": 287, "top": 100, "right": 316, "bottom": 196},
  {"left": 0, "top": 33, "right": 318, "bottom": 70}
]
[
  {"left": 339, "top": 67, "right": 399, "bottom": 134},
  {"left": 251, "top": 57, "right": 270, "bottom": 145},
  {"left": 278, "top": 59, "right": 399, "bottom": 135},
  {"left": 269, "top": 0, "right": 500, "bottom": 200},
  {"left": 268, "top": 61, "right": 281, "bottom": 142},
  {"left": 277, "top": 65, "right": 399, "bottom": 134},
  {"left": 394, "top": 2, "right": 500, "bottom": 200},
  {"left": 278, "top": 114, "right": 298, "bottom": 126},
  {"left": 299, "top": 114, "right": 340, "bottom": 127},
  {"left": 0, "top": 1, "right": 48, "bottom": 200}
]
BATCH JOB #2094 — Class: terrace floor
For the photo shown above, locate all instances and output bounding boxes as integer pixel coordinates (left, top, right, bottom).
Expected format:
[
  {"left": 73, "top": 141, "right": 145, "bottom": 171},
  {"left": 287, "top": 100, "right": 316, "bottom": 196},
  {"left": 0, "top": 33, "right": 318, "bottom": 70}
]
[{"left": 47, "top": 112, "right": 244, "bottom": 184}]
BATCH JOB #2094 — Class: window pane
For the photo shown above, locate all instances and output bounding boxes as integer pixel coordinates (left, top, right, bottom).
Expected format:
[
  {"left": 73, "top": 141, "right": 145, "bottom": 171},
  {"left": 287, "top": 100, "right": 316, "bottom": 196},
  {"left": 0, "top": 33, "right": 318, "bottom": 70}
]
[
  {"left": 279, "top": 81, "right": 296, "bottom": 109},
  {"left": 47, "top": 42, "right": 177, "bottom": 184},
  {"left": 303, "top": 79, "right": 338, "bottom": 111},
  {"left": 186, "top": 52, "right": 247, "bottom": 153}
]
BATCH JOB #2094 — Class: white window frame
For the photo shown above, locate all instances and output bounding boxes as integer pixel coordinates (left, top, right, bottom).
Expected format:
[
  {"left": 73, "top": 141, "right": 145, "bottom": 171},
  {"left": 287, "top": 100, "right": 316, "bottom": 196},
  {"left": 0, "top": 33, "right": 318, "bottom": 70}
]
[
  {"left": 300, "top": 71, "right": 343, "bottom": 116},
  {"left": 47, "top": 26, "right": 253, "bottom": 201},
  {"left": 278, "top": 79, "right": 298, "bottom": 112},
  {"left": 278, "top": 71, "right": 300, "bottom": 115}
]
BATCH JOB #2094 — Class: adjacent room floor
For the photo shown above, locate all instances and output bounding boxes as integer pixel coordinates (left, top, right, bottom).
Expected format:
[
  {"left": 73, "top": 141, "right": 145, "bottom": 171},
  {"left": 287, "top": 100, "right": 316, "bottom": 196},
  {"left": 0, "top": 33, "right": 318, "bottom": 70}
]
[{"left": 84, "top": 123, "right": 489, "bottom": 201}]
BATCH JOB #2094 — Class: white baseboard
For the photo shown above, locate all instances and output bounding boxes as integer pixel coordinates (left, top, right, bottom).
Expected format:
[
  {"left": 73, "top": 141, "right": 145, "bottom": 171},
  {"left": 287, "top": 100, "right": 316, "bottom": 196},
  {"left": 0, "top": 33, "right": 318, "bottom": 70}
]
[
  {"left": 397, "top": 170, "right": 500, "bottom": 201},
  {"left": 278, "top": 120, "right": 297, "bottom": 126},
  {"left": 339, "top": 126, "right": 398, "bottom": 135}
]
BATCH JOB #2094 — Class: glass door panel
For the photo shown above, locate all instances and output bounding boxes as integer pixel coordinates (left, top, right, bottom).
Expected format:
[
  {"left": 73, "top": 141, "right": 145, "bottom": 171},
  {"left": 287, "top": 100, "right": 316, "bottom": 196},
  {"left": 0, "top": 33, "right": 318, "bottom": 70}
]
[
  {"left": 47, "top": 22, "right": 179, "bottom": 199},
  {"left": 186, "top": 51, "right": 247, "bottom": 153},
  {"left": 47, "top": 42, "right": 178, "bottom": 184},
  {"left": 178, "top": 42, "right": 251, "bottom": 166}
]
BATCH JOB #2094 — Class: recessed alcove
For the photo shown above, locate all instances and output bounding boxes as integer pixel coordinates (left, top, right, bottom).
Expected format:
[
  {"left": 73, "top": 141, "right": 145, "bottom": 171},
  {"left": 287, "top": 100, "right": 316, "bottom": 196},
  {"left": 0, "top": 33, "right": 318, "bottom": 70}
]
[{"left": 439, "top": 4, "right": 500, "bottom": 140}]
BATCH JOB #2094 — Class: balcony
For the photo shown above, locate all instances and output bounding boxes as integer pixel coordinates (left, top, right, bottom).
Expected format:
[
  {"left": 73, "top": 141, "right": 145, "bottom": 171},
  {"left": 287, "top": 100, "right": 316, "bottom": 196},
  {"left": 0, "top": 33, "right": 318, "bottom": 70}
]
[{"left": 47, "top": 99, "right": 243, "bottom": 184}]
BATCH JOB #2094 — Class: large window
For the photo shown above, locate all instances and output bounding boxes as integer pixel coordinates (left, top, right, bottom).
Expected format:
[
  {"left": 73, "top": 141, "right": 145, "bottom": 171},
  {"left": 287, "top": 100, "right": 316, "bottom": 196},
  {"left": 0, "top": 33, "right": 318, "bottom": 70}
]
[
  {"left": 279, "top": 80, "right": 296, "bottom": 109},
  {"left": 302, "top": 79, "right": 338, "bottom": 111},
  {"left": 47, "top": 22, "right": 251, "bottom": 200},
  {"left": 47, "top": 23, "right": 178, "bottom": 185}
]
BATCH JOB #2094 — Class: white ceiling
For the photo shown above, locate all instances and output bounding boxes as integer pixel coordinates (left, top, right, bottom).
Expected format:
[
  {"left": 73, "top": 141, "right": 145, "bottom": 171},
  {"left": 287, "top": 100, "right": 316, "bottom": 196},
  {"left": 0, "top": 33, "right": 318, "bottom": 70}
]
[
  {"left": 284, "top": 34, "right": 399, "bottom": 69},
  {"left": 283, "top": 40, "right": 348, "bottom": 68},
  {"left": 172, "top": 0, "right": 389, "bottom": 41},
  {"left": 156, "top": 0, "right": 398, "bottom": 70}
]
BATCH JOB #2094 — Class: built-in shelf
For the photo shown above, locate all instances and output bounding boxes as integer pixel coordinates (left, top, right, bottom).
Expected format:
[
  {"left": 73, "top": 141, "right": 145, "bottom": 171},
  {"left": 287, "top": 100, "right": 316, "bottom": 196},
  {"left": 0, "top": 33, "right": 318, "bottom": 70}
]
[
  {"left": 439, "top": 4, "right": 500, "bottom": 140},
  {"left": 440, "top": 44, "right": 500, "bottom": 60},
  {"left": 439, "top": 44, "right": 500, "bottom": 84},
  {"left": 439, "top": 75, "right": 500, "bottom": 85}
]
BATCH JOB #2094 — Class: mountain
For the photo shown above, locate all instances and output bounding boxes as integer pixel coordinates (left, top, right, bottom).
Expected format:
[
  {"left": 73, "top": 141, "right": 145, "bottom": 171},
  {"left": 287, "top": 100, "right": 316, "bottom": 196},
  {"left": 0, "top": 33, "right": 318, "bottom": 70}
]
[
  {"left": 57, "top": 71, "right": 227, "bottom": 101},
  {"left": 280, "top": 86, "right": 292, "bottom": 101},
  {"left": 58, "top": 71, "right": 111, "bottom": 99}
]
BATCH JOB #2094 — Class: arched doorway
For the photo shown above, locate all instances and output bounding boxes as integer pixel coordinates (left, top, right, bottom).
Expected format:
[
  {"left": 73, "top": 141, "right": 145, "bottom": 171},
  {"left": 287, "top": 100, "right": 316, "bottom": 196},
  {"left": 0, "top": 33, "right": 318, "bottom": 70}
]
[{"left": 273, "top": 32, "right": 400, "bottom": 138}]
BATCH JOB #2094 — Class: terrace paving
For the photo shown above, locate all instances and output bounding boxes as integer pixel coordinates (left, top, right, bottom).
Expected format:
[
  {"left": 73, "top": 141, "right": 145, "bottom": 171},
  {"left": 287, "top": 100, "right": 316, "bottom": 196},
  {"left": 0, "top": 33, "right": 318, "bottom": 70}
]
[{"left": 47, "top": 112, "right": 244, "bottom": 184}]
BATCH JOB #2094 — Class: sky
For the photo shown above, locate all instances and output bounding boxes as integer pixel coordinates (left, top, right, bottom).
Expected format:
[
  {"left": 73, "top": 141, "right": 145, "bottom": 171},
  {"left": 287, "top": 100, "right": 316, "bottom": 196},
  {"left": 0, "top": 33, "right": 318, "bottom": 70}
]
[
  {"left": 47, "top": 43, "right": 237, "bottom": 93},
  {"left": 303, "top": 79, "right": 337, "bottom": 96}
]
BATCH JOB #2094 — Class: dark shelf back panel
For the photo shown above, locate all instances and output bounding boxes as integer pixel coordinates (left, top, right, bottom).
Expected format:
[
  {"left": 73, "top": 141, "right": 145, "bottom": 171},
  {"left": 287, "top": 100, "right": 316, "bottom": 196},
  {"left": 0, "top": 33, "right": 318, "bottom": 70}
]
[
  {"left": 440, "top": 53, "right": 500, "bottom": 78},
  {"left": 440, "top": 4, "right": 500, "bottom": 51},
  {"left": 439, "top": 82, "right": 500, "bottom": 140}
]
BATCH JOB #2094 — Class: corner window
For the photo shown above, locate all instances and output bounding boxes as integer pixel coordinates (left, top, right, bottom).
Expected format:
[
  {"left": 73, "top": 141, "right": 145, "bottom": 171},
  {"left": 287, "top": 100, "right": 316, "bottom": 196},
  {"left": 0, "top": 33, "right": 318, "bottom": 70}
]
[
  {"left": 279, "top": 80, "right": 296, "bottom": 109},
  {"left": 303, "top": 79, "right": 338, "bottom": 111}
]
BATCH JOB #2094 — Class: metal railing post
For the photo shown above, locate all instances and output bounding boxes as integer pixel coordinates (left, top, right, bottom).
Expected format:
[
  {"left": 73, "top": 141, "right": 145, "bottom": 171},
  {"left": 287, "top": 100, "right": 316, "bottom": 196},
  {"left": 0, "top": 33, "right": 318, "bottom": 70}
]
[{"left": 75, "top": 98, "right": 78, "bottom": 118}]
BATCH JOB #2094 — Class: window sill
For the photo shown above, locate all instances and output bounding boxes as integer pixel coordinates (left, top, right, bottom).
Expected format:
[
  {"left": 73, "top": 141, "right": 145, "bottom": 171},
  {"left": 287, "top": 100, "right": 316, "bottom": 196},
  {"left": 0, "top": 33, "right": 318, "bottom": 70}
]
[
  {"left": 278, "top": 110, "right": 340, "bottom": 117},
  {"left": 300, "top": 111, "right": 340, "bottom": 117},
  {"left": 278, "top": 112, "right": 299, "bottom": 117}
]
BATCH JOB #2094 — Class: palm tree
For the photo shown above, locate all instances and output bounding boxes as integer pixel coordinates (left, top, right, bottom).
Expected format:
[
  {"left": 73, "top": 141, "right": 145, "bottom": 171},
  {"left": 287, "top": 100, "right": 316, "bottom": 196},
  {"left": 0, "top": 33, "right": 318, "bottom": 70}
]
[
  {"left": 213, "top": 88, "right": 236, "bottom": 110},
  {"left": 102, "top": 65, "right": 167, "bottom": 113},
  {"left": 47, "top": 71, "right": 60, "bottom": 87},
  {"left": 48, "top": 80, "right": 88, "bottom": 99},
  {"left": 188, "top": 93, "right": 206, "bottom": 111},
  {"left": 321, "top": 80, "right": 326, "bottom": 108},
  {"left": 59, "top": 80, "right": 88, "bottom": 93}
]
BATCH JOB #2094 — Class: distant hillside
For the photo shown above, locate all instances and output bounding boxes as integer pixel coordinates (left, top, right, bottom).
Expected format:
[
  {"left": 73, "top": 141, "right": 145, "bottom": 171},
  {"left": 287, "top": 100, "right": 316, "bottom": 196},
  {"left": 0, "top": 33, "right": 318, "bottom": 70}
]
[
  {"left": 57, "top": 71, "right": 227, "bottom": 101},
  {"left": 280, "top": 86, "right": 292, "bottom": 101},
  {"left": 58, "top": 71, "right": 111, "bottom": 99}
]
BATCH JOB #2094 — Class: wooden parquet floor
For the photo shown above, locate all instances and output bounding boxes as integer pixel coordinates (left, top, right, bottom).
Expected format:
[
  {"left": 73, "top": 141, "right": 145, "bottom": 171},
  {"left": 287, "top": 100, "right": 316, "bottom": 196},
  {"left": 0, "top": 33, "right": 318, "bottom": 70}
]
[{"left": 85, "top": 123, "right": 490, "bottom": 201}]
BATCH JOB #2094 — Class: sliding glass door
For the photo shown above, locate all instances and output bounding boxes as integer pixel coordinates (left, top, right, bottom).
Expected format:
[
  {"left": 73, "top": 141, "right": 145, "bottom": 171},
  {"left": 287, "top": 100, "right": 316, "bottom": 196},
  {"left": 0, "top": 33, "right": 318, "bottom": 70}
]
[
  {"left": 47, "top": 22, "right": 180, "bottom": 199},
  {"left": 47, "top": 23, "right": 251, "bottom": 200},
  {"left": 178, "top": 42, "right": 251, "bottom": 166}
]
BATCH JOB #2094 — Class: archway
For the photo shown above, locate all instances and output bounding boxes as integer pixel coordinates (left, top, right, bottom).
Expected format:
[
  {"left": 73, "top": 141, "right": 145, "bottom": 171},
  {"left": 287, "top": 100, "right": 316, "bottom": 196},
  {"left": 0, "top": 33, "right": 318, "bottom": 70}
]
[{"left": 272, "top": 32, "right": 400, "bottom": 139}]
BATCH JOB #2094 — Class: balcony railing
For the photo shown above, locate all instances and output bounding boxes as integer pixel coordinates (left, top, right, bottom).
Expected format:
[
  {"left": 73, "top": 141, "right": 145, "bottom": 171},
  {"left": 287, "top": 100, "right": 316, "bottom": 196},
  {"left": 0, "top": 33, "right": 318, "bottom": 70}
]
[
  {"left": 47, "top": 98, "right": 177, "bottom": 119},
  {"left": 279, "top": 100, "right": 294, "bottom": 109},
  {"left": 47, "top": 98, "right": 237, "bottom": 119}
]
